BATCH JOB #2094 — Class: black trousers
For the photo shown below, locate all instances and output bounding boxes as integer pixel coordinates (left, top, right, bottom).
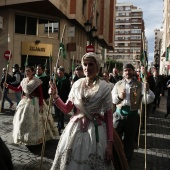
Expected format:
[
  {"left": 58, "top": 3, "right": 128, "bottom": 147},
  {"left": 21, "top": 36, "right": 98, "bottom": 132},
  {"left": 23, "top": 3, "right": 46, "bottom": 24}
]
[
  {"left": 113, "top": 112, "right": 140, "bottom": 163},
  {"left": 53, "top": 104, "right": 65, "bottom": 132}
]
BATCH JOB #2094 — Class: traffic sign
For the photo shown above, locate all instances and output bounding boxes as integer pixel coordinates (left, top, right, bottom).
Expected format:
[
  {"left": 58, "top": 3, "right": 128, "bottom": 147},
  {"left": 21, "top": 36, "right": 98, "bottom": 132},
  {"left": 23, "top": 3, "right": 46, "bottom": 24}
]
[
  {"left": 4, "top": 50, "right": 12, "bottom": 60},
  {"left": 86, "top": 45, "right": 95, "bottom": 52}
]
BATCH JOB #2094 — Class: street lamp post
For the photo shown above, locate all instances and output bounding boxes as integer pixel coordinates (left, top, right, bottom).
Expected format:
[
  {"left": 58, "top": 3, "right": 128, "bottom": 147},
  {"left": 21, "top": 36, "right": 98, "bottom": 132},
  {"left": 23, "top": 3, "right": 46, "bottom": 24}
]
[{"left": 84, "top": 20, "right": 97, "bottom": 45}]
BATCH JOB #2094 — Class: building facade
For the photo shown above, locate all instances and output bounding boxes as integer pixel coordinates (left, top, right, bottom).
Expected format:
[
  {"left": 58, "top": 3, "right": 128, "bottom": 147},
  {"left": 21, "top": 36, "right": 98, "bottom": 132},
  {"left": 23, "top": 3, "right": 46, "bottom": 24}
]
[
  {"left": 106, "top": 2, "right": 146, "bottom": 69},
  {"left": 0, "top": 0, "right": 116, "bottom": 74},
  {"left": 154, "top": 29, "right": 163, "bottom": 74},
  {"left": 160, "top": 0, "right": 170, "bottom": 75}
]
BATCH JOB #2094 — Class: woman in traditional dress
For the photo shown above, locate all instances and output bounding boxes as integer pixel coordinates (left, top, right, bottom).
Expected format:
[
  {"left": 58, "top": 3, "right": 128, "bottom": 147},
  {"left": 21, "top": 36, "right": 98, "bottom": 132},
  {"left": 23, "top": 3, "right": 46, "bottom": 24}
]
[
  {"left": 49, "top": 52, "right": 115, "bottom": 170},
  {"left": 4, "top": 66, "right": 58, "bottom": 145}
]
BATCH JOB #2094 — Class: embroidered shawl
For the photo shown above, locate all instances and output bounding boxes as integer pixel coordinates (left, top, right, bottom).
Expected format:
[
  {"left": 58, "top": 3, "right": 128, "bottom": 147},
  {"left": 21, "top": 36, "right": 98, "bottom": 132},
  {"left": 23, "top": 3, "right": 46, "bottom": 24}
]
[
  {"left": 21, "top": 77, "right": 42, "bottom": 95},
  {"left": 68, "top": 78, "right": 112, "bottom": 119}
]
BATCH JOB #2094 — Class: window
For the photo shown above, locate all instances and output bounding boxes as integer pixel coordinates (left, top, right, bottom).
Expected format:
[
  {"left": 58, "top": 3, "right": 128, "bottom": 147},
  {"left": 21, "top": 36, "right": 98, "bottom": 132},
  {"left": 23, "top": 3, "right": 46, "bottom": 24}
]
[
  {"left": 132, "top": 25, "right": 140, "bottom": 29},
  {"left": 131, "top": 30, "right": 141, "bottom": 34},
  {"left": 27, "top": 17, "right": 37, "bottom": 35},
  {"left": 15, "top": 15, "right": 59, "bottom": 38},
  {"left": 38, "top": 19, "right": 48, "bottom": 36},
  {"left": 39, "top": 19, "right": 59, "bottom": 38},
  {"left": 131, "top": 36, "right": 141, "bottom": 40},
  {"left": 124, "top": 31, "right": 129, "bottom": 34},
  {"left": 117, "top": 6, "right": 123, "bottom": 11},
  {"left": 15, "top": 15, "right": 26, "bottom": 34},
  {"left": 118, "top": 43, "right": 124, "bottom": 47},
  {"left": 131, "top": 19, "right": 139, "bottom": 22},
  {"left": 125, "top": 6, "right": 130, "bottom": 11}
]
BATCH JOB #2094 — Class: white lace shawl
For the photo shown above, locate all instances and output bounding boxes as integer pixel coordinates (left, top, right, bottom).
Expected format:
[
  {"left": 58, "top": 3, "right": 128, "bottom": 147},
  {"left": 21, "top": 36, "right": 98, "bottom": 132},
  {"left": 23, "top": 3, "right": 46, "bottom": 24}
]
[
  {"left": 21, "top": 77, "right": 42, "bottom": 95},
  {"left": 68, "top": 78, "right": 112, "bottom": 119}
]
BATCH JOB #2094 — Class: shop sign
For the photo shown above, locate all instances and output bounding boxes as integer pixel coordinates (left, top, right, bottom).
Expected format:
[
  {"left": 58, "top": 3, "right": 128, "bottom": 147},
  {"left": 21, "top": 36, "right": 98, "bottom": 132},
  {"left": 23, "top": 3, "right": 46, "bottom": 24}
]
[{"left": 21, "top": 42, "right": 52, "bottom": 56}]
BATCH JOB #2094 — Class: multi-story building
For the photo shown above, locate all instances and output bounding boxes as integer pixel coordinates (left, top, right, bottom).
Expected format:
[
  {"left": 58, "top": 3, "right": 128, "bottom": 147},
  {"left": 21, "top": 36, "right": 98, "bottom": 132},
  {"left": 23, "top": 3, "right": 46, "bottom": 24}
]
[
  {"left": 106, "top": 2, "right": 146, "bottom": 69},
  {"left": 154, "top": 29, "right": 163, "bottom": 74},
  {"left": 0, "top": 0, "right": 116, "bottom": 74},
  {"left": 161, "top": 0, "right": 170, "bottom": 75}
]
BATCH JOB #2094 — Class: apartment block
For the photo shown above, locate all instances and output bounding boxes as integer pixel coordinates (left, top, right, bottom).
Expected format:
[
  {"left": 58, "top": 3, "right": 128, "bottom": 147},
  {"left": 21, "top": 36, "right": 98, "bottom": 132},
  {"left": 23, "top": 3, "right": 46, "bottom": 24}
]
[
  {"left": 106, "top": 2, "right": 146, "bottom": 68},
  {"left": 161, "top": 0, "right": 170, "bottom": 75}
]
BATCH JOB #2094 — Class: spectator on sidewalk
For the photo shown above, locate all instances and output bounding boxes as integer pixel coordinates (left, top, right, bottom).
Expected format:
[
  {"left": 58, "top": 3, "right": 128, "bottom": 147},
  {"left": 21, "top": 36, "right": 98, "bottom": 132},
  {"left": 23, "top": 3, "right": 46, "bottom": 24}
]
[
  {"left": 0, "top": 68, "right": 14, "bottom": 111},
  {"left": 10, "top": 64, "right": 21, "bottom": 105}
]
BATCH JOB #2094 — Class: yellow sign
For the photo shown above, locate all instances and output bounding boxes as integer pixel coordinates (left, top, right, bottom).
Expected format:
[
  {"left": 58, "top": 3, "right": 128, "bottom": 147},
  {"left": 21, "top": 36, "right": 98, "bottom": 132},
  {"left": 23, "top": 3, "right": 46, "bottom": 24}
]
[{"left": 21, "top": 42, "right": 52, "bottom": 56}]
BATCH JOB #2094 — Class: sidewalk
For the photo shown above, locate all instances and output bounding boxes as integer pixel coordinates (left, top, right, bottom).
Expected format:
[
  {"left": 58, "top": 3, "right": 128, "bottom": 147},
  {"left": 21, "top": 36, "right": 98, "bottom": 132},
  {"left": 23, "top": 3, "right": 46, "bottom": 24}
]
[{"left": 0, "top": 92, "right": 170, "bottom": 170}]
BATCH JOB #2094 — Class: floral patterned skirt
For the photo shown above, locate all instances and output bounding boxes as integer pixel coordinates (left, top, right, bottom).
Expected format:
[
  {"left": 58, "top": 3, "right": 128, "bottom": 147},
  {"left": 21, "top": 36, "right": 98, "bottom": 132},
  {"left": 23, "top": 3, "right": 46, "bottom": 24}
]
[
  {"left": 13, "top": 97, "right": 58, "bottom": 145},
  {"left": 50, "top": 120, "right": 114, "bottom": 170}
]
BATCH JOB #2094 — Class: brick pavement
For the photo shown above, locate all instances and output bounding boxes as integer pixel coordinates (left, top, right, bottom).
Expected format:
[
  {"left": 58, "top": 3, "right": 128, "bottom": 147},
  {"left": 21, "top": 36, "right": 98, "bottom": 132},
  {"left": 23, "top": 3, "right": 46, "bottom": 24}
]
[{"left": 0, "top": 92, "right": 170, "bottom": 170}]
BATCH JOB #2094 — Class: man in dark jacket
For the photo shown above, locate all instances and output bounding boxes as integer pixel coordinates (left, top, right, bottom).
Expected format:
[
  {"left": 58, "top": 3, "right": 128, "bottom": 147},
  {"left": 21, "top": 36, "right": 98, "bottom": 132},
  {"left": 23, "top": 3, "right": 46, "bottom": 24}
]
[
  {"left": 10, "top": 64, "right": 21, "bottom": 105},
  {"left": 109, "top": 68, "right": 122, "bottom": 84},
  {"left": 1, "top": 68, "right": 14, "bottom": 111},
  {"left": 53, "top": 66, "right": 70, "bottom": 134},
  {"left": 35, "top": 64, "right": 50, "bottom": 100},
  {"left": 148, "top": 68, "right": 163, "bottom": 114}
]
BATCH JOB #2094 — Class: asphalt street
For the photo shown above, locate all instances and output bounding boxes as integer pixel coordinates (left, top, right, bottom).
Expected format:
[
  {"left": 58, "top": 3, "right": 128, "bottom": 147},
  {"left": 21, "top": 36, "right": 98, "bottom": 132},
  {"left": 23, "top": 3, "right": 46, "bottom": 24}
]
[{"left": 0, "top": 92, "right": 170, "bottom": 170}]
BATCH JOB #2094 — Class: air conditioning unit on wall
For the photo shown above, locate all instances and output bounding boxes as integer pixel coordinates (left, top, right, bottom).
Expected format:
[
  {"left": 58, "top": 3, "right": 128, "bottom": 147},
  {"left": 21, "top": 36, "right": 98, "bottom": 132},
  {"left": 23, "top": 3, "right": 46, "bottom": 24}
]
[{"left": 0, "top": 16, "right": 3, "bottom": 29}]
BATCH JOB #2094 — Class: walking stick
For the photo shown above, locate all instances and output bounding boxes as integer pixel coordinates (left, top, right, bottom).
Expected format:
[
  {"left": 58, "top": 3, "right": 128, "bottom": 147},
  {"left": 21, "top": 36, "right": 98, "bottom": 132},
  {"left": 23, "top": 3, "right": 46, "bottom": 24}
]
[
  {"left": 144, "top": 74, "right": 147, "bottom": 170},
  {"left": 44, "top": 59, "right": 48, "bottom": 74},
  {"left": 137, "top": 101, "right": 143, "bottom": 148},
  {"left": 39, "top": 24, "right": 66, "bottom": 170},
  {"left": 21, "top": 55, "right": 28, "bottom": 96},
  {"left": 142, "top": 32, "right": 147, "bottom": 170},
  {"left": 0, "top": 51, "right": 11, "bottom": 112}
]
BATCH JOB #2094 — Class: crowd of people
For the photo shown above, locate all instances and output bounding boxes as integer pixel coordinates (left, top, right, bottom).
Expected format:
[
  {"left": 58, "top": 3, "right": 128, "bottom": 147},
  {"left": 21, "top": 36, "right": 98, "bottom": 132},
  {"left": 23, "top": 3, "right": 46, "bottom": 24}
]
[{"left": 0, "top": 52, "right": 169, "bottom": 170}]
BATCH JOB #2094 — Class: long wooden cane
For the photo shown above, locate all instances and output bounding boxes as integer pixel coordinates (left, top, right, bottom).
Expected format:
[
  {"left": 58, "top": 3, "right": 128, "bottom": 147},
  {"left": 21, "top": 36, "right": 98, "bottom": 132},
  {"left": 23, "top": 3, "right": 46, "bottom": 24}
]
[
  {"left": 137, "top": 101, "right": 143, "bottom": 148},
  {"left": 0, "top": 51, "right": 11, "bottom": 112},
  {"left": 21, "top": 55, "right": 28, "bottom": 96},
  {"left": 142, "top": 32, "right": 147, "bottom": 170},
  {"left": 39, "top": 24, "right": 66, "bottom": 170}
]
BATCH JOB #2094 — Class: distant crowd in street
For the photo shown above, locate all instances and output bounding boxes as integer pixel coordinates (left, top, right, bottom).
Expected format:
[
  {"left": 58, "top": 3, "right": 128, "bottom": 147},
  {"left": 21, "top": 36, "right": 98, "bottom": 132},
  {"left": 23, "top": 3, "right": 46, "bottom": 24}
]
[{"left": 1, "top": 52, "right": 170, "bottom": 170}]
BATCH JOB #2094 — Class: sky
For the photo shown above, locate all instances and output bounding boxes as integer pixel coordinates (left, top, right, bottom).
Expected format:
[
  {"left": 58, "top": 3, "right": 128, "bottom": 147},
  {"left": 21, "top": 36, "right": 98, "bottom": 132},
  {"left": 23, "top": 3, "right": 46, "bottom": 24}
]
[{"left": 117, "top": 0, "right": 163, "bottom": 63}]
